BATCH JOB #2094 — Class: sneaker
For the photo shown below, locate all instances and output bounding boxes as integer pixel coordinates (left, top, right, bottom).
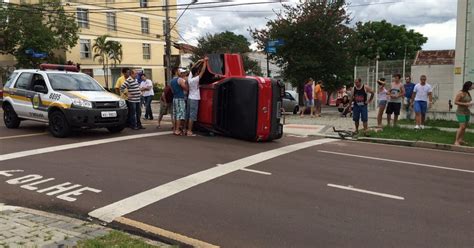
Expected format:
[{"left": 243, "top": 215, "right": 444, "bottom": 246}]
[
  {"left": 420, "top": 125, "right": 425, "bottom": 130},
  {"left": 414, "top": 125, "right": 420, "bottom": 130}
]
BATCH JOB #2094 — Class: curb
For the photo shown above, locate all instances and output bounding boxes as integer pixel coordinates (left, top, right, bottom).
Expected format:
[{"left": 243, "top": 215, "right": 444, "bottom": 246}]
[{"left": 356, "top": 137, "right": 474, "bottom": 154}]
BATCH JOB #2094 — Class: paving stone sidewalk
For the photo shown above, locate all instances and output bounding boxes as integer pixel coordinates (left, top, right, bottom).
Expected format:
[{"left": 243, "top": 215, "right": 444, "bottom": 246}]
[{"left": 0, "top": 203, "right": 170, "bottom": 248}]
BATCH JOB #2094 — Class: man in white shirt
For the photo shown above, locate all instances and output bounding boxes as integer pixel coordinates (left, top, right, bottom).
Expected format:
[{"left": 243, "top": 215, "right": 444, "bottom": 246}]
[
  {"left": 140, "top": 74, "right": 155, "bottom": 120},
  {"left": 410, "top": 75, "right": 433, "bottom": 129},
  {"left": 185, "top": 58, "right": 208, "bottom": 136}
]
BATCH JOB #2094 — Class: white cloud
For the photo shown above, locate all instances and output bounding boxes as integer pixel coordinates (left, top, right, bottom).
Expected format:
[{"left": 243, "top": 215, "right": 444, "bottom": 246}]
[{"left": 177, "top": 0, "right": 459, "bottom": 50}]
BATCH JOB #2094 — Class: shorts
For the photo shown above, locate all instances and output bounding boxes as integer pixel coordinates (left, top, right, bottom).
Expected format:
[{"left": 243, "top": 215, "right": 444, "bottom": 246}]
[
  {"left": 386, "top": 102, "right": 401, "bottom": 115},
  {"left": 352, "top": 104, "right": 368, "bottom": 122},
  {"left": 414, "top": 101, "right": 428, "bottom": 114},
  {"left": 159, "top": 102, "right": 172, "bottom": 116},
  {"left": 378, "top": 100, "right": 387, "bottom": 108},
  {"left": 314, "top": 99, "right": 322, "bottom": 108},
  {"left": 305, "top": 99, "right": 314, "bottom": 107},
  {"left": 456, "top": 114, "right": 471, "bottom": 123},
  {"left": 173, "top": 98, "right": 186, "bottom": 120},
  {"left": 186, "top": 99, "right": 199, "bottom": 121}
]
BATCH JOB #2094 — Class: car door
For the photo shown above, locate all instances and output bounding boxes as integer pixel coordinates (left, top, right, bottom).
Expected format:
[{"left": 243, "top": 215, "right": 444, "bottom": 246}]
[
  {"left": 10, "top": 72, "right": 33, "bottom": 117},
  {"left": 282, "top": 92, "right": 293, "bottom": 112},
  {"left": 29, "top": 73, "right": 50, "bottom": 121}
]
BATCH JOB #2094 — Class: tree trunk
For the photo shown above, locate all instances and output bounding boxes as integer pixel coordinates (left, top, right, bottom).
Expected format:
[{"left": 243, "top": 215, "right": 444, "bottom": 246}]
[{"left": 298, "top": 81, "right": 304, "bottom": 106}]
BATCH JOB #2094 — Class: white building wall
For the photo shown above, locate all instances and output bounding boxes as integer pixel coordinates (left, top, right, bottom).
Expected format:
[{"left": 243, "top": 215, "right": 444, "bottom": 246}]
[{"left": 411, "top": 64, "right": 454, "bottom": 111}]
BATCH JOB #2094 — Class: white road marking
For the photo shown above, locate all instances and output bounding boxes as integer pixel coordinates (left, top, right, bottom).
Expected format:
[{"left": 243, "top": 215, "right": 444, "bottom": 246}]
[
  {"left": 89, "top": 138, "right": 336, "bottom": 222},
  {"left": 318, "top": 150, "right": 474, "bottom": 174},
  {"left": 0, "top": 132, "right": 47, "bottom": 140},
  {"left": 327, "top": 184, "right": 405, "bottom": 200},
  {"left": 216, "top": 164, "right": 272, "bottom": 176},
  {"left": 0, "top": 131, "right": 173, "bottom": 162},
  {"left": 240, "top": 168, "right": 272, "bottom": 175}
]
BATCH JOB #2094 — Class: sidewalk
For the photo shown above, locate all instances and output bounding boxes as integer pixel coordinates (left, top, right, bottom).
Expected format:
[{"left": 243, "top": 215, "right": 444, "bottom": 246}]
[{"left": 0, "top": 203, "right": 170, "bottom": 248}]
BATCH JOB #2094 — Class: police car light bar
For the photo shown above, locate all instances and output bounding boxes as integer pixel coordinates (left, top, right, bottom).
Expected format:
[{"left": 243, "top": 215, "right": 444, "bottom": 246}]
[{"left": 39, "top": 64, "right": 79, "bottom": 72}]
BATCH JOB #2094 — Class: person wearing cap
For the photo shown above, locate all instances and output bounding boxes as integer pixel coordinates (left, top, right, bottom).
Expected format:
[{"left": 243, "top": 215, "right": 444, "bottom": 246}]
[
  {"left": 171, "top": 68, "right": 189, "bottom": 135},
  {"left": 376, "top": 78, "right": 388, "bottom": 128}
]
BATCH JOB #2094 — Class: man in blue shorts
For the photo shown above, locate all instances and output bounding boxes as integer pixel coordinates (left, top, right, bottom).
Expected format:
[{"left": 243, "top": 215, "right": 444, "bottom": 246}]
[
  {"left": 351, "top": 78, "right": 375, "bottom": 134},
  {"left": 410, "top": 75, "right": 433, "bottom": 129}
]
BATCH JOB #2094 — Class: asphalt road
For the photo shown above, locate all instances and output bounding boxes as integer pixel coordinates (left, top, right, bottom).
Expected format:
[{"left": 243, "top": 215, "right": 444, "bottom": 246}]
[{"left": 0, "top": 119, "right": 473, "bottom": 248}]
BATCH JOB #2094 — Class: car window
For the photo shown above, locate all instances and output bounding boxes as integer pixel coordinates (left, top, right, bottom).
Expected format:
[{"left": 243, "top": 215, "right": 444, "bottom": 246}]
[
  {"left": 32, "top": 74, "right": 47, "bottom": 92},
  {"left": 284, "top": 92, "right": 293, "bottom": 100},
  {"left": 48, "top": 73, "right": 104, "bottom": 91},
  {"left": 14, "top": 72, "right": 33, "bottom": 90},
  {"left": 4, "top": 72, "right": 18, "bottom": 88}
]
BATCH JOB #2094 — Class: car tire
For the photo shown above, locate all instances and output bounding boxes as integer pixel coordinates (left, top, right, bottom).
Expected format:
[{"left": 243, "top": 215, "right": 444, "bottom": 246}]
[
  {"left": 49, "top": 111, "right": 71, "bottom": 138},
  {"left": 293, "top": 105, "right": 299, "bottom": 115},
  {"left": 3, "top": 104, "right": 21, "bottom": 128},
  {"left": 107, "top": 125, "right": 125, "bottom": 133}
]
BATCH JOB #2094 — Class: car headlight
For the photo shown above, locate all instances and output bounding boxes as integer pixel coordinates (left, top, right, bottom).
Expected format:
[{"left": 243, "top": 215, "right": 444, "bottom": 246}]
[
  {"left": 71, "top": 98, "right": 92, "bottom": 109},
  {"left": 119, "top": 99, "right": 127, "bottom": 108}
]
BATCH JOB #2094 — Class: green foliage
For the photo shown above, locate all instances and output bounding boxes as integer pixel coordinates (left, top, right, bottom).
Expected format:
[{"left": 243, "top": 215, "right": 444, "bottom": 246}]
[
  {"left": 192, "top": 31, "right": 263, "bottom": 76},
  {"left": 397, "top": 119, "right": 463, "bottom": 129},
  {"left": 352, "top": 20, "right": 427, "bottom": 62},
  {"left": 93, "top": 35, "right": 123, "bottom": 88},
  {"left": 77, "top": 230, "right": 162, "bottom": 248},
  {"left": 251, "top": 0, "right": 353, "bottom": 98},
  {"left": 0, "top": 0, "right": 79, "bottom": 68}
]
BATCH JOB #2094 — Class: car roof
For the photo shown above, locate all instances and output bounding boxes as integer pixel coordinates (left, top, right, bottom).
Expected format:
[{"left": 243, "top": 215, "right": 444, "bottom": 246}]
[{"left": 13, "top": 69, "right": 83, "bottom": 75}]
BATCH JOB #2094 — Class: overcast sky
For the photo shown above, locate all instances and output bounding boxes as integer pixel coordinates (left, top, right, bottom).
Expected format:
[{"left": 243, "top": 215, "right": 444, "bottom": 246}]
[{"left": 176, "top": 0, "right": 458, "bottom": 51}]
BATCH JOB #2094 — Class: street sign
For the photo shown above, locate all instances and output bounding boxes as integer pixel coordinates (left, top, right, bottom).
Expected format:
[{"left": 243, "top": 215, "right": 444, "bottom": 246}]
[
  {"left": 266, "top": 46, "right": 277, "bottom": 54},
  {"left": 266, "top": 39, "right": 284, "bottom": 54}
]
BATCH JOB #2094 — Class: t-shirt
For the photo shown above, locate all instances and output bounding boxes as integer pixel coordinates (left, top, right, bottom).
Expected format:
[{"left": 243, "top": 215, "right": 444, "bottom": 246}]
[
  {"left": 314, "top": 84, "right": 322, "bottom": 100},
  {"left": 140, "top": 79, "right": 154, "bottom": 97},
  {"left": 388, "top": 82, "right": 403, "bottom": 103},
  {"left": 187, "top": 72, "right": 200, "bottom": 100},
  {"left": 404, "top": 82, "right": 415, "bottom": 99},
  {"left": 120, "top": 77, "right": 141, "bottom": 103},
  {"left": 114, "top": 75, "right": 127, "bottom": 99},
  {"left": 304, "top": 84, "right": 313, "bottom": 100},
  {"left": 413, "top": 83, "right": 433, "bottom": 102}
]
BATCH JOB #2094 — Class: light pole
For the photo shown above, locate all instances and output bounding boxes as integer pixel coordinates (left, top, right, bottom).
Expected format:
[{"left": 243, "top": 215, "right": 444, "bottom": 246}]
[{"left": 165, "top": 0, "right": 171, "bottom": 84}]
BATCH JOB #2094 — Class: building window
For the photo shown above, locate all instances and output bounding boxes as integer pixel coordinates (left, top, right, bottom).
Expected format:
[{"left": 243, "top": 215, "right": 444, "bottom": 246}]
[
  {"left": 142, "top": 43, "right": 151, "bottom": 60},
  {"left": 107, "top": 12, "right": 117, "bottom": 31},
  {"left": 80, "top": 39, "right": 91, "bottom": 59},
  {"left": 141, "top": 17, "right": 149, "bottom": 34},
  {"left": 77, "top": 8, "right": 89, "bottom": 28},
  {"left": 140, "top": 0, "right": 148, "bottom": 8}
]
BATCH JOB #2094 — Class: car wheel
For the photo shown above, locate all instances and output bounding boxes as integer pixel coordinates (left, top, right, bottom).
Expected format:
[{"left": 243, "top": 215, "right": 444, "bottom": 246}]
[
  {"left": 3, "top": 104, "right": 21, "bottom": 128},
  {"left": 293, "top": 105, "right": 299, "bottom": 115},
  {"left": 107, "top": 125, "right": 125, "bottom": 133},
  {"left": 49, "top": 111, "right": 71, "bottom": 138}
]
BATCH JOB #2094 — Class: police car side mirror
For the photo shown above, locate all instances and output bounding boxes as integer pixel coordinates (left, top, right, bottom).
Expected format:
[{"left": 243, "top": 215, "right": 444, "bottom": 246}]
[{"left": 34, "top": 85, "right": 48, "bottom": 94}]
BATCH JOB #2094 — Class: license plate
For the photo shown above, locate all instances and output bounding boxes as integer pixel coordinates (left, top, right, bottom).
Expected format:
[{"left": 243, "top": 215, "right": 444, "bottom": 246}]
[{"left": 101, "top": 111, "right": 117, "bottom": 118}]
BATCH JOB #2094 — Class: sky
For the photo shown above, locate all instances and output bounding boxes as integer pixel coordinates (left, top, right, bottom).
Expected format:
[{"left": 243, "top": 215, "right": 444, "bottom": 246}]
[{"left": 176, "top": 0, "right": 458, "bottom": 51}]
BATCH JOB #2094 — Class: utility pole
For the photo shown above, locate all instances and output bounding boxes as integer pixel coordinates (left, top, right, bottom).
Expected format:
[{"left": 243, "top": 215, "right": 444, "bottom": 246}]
[
  {"left": 165, "top": 0, "right": 172, "bottom": 84},
  {"left": 402, "top": 44, "right": 407, "bottom": 79},
  {"left": 266, "top": 52, "right": 270, "bottom": 77}
]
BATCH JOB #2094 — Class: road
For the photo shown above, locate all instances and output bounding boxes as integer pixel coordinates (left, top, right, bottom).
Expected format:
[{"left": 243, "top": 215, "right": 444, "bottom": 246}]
[{"left": 0, "top": 119, "right": 473, "bottom": 247}]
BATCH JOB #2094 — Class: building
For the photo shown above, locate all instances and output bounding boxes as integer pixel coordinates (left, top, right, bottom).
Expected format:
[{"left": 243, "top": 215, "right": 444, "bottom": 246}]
[
  {"left": 411, "top": 50, "right": 455, "bottom": 111},
  {"left": 0, "top": 0, "right": 180, "bottom": 88},
  {"left": 455, "top": 0, "right": 474, "bottom": 95}
]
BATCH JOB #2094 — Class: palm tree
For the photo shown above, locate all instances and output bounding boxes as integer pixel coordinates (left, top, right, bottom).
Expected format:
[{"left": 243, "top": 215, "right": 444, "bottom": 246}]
[{"left": 93, "top": 35, "right": 123, "bottom": 89}]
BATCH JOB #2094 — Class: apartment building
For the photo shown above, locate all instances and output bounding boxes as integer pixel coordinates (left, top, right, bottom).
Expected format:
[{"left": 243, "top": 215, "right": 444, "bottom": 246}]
[{"left": 1, "top": 0, "right": 180, "bottom": 88}]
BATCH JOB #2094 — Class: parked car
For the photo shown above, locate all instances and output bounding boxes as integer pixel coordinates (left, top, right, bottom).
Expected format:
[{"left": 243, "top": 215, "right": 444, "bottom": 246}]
[{"left": 283, "top": 90, "right": 299, "bottom": 114}]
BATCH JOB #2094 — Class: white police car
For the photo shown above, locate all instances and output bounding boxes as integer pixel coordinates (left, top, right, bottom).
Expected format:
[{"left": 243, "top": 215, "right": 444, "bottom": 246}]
[{"left": 2, "top": 64, "right": 128, "bottom": 137}]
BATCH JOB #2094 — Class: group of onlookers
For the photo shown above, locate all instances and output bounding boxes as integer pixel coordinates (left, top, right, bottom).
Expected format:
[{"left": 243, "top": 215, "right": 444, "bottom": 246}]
[{"left": 300, "top": 78, "right": 323, "bottom": 117}]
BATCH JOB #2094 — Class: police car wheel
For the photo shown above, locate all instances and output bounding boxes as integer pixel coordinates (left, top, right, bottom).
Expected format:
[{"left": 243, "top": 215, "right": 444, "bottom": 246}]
[
  {"left": 49, "top": 111, "right": 71, "bottom": 138},
  {"left": 3, "top": 104, "right": 21, "bottom": 128},
  {"left": 107, "top": 125, "right": 125, "bottom": 133}
]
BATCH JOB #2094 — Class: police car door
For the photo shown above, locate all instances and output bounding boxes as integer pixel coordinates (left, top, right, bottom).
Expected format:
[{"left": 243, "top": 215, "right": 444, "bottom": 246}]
[
  {"left": 29, "top": 73, "right": 49, "bottom": 121},
  {"left": 10, "top": 72, "right": 33, "bottom": 118}
]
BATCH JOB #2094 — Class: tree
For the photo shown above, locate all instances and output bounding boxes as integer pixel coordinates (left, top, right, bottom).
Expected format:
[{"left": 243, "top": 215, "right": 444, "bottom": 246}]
[
  {"left": 93, "top": 35, "right": 123, "bottom": 89},
  {"left": 351, "top": 20, "right": 427, "bottom": 62},
  {"left": 252, "top": 0, "right": 354, "bottom": 104},
  {"left": 0, "top": 0, "right": 79, "bottom": 68},
  {"left": 192, "top": 31, "right": 263, "bottom": 76}
]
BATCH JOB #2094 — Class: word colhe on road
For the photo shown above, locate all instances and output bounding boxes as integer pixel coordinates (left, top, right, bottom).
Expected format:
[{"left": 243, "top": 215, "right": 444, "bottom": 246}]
[{"left": 0, "top": 170, "right": 101, "bottom": 202}]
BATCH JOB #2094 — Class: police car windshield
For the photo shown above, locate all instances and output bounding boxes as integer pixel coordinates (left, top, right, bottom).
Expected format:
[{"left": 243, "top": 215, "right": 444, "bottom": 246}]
[{"left": 48, "top": 73, "right": 104, "bottom": 91}]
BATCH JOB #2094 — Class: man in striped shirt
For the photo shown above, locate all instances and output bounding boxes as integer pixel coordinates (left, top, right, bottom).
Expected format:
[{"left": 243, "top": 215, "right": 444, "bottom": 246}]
[{"left": 120, "top": 69, "right": 144, "bottom": 130}]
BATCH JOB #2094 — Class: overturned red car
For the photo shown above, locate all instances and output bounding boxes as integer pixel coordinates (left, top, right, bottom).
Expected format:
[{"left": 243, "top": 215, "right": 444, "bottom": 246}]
[{"left": 194, "top": 53, "right": 284, "bottom": 141}]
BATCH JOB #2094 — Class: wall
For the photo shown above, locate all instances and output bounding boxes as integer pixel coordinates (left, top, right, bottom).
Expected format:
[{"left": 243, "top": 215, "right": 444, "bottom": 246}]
[{"left": 411, "top": 64, "right": 454, "bottom": 111}]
